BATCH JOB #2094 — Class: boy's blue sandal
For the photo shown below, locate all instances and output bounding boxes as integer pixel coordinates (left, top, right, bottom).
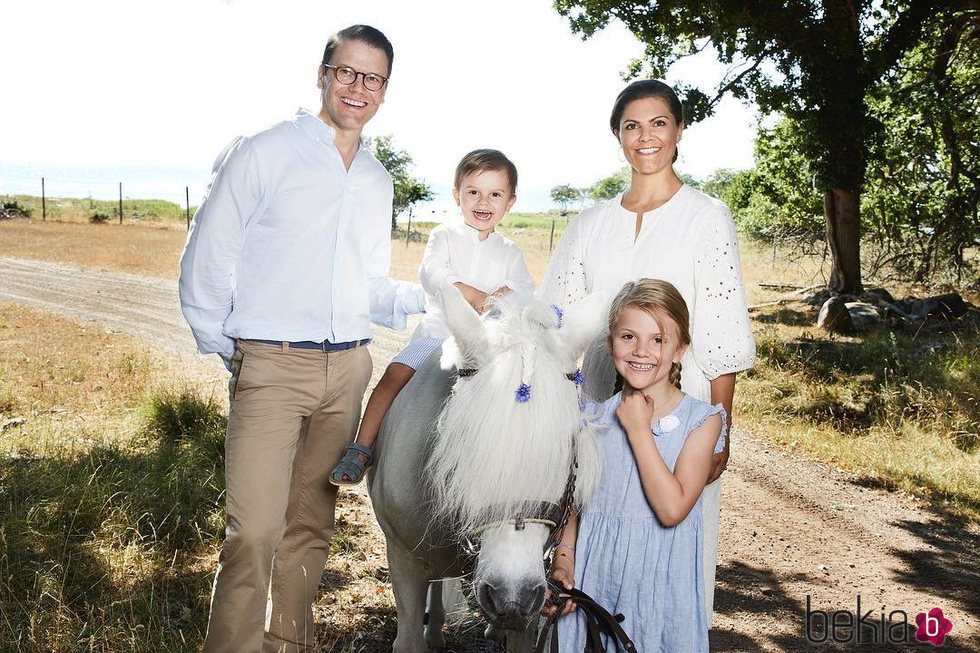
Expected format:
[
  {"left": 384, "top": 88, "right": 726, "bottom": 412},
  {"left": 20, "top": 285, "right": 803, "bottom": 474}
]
[{"left": 329, "top": 443, "right": 374, "bottom": 486}]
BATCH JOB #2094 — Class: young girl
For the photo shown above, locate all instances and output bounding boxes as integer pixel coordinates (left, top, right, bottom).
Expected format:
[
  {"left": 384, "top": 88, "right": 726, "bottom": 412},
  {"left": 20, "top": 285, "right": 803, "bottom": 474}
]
[
  {"left": 330, "top": 149, "right": 533, "bottom": 485},
  {"left": 554, "top": 278, "right": 726, "bottom": 652}
]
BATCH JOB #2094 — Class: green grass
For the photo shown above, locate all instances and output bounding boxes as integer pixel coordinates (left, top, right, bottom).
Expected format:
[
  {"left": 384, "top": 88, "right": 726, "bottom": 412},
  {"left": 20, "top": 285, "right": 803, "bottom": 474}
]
[
  {"left": 741, "top": 311, "right": 980, "bottom": 519},
  {"left": 1, "top": 194, "right": 195, "bottom": 224},
  {"left": 0, "top": 383, "right": 229, "bottom": 652}
]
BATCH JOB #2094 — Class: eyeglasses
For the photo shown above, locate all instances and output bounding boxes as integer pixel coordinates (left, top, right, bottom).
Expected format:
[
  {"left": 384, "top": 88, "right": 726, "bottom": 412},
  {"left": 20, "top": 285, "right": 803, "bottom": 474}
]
[{"left": 322, "top": 64, "right": 388, "bottom": 91}]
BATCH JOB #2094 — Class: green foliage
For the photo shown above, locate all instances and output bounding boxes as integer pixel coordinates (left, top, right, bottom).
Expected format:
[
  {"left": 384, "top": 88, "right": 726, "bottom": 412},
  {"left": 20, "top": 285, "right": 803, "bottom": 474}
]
[
  {"left": 0, "top": 387, "right": 228, "bottom": 651},
  {"left": 550, "top": 184, "right": 581, "bottom": 216},
  {"left": 1, "top": 200, "right": 31, "bottom": 218},
  {"left": 739, "top": 119, "right": 825, "bottom": 244},
  {"left": 589, "top": 167, "right": 630, "bottom": 201},
  {"left": 862, "top": 14, "right": 980, "bottom": 283},
  {"left": 1, "top": 194, "right": 195, "bottom": 223},
  {"left": 373, "top": 135, "right": 434, "bottom": 230},
  {"left": 554, "top": 0, "right": 974, "bottom": 291},
  {"left": 89, "top": 212, "right": 111, "bottom": 224}
]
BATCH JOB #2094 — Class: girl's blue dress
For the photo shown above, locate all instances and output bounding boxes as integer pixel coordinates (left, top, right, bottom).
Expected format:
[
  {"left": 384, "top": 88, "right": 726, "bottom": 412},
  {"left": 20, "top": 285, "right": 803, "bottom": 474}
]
[{"left": 557, "top": 393, "right": 726, "bottom": 652}]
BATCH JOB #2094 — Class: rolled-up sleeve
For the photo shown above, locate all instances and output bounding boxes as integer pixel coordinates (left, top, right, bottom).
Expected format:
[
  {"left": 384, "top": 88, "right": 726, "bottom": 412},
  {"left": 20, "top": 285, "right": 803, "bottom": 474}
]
[
  {"left": 365, "top": 182, "right": 424, "bottom": 330},
  {"left": 691, "top": 207, "right": 756, "bottom": 379},
  {"left": 178, "top": 136, "right": 264, "bottom": 364},
  {"left": 418, "top": 227, "right": 460, "bottom": 296}
]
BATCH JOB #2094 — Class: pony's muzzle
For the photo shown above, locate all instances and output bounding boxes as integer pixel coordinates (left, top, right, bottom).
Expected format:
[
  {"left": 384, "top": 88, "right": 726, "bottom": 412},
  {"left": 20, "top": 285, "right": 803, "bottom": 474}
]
[{"left": 478, "top": 578, "right": 547, "bottom": 628}]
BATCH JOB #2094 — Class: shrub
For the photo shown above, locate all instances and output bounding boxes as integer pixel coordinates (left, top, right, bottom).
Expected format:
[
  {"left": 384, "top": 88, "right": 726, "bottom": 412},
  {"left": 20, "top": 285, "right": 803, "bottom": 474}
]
[{"left": 90, "top": 212, "right": 111, "bottom": 224}]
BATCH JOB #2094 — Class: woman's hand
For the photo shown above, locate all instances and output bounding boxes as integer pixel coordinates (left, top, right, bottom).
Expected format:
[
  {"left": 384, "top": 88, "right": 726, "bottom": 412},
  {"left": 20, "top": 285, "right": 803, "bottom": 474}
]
[
  {"left": 617, "top": 390, "right": 654, "bottom": 437},
  {"left": 706, "top": 435, "right": 730, "bottom": 483}
]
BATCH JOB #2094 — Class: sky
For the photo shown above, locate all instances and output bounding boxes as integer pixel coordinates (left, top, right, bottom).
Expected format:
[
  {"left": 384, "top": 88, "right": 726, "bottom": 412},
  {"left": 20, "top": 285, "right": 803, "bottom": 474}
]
[{"left": 0, "top": 0, "right": 759, "bottom": 213}]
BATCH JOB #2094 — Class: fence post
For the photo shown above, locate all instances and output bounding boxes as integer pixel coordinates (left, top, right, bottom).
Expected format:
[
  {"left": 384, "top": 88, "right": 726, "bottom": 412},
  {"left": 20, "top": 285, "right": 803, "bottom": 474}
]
[
  {"left": 549, "top": 216, "right": 557, "bottom": 252},
  {"left": 41, "top": 177, "right": 46, "bottom": 221},
  {"left": 405, "top": 208, "right": 413, "bottom": 248},
  {"left": 185, "top": 186, "right": 191, "bottom": 230},
  {"left": 118, "top": 182, "right": 123, "bottom": 224}
]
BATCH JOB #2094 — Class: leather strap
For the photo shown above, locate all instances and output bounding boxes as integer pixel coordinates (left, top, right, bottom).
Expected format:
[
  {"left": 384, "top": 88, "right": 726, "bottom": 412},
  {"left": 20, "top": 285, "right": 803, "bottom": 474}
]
[{"left": 535, "top": 584, "right": 637, "bottom": 652}]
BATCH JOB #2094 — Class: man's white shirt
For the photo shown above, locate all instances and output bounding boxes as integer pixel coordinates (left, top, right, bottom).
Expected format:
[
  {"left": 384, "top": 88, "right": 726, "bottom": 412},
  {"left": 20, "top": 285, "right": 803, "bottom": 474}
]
[{"left": 179, "top": 108, "right": 424, "bottom": 367}]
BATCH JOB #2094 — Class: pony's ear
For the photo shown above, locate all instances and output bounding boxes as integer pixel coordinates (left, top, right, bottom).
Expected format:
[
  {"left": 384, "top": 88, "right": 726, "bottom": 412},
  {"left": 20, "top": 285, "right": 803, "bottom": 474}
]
[
  {"left": 440, "top": 284, "right": 490, "bottom": 365},
  {"left": 554, "top": 293, "right": 609, "bottom": 359}
]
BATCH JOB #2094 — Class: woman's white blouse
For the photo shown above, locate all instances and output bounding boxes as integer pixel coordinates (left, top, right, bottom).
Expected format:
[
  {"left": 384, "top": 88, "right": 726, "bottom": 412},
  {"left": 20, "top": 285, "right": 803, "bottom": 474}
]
[{"left": 539, "top": 185, "right": 755, "bottom": 402}]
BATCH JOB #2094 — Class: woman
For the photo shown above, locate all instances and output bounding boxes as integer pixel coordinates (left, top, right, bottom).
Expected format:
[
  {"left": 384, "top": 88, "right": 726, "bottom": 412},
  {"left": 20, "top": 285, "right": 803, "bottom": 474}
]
[{"left": 540, "top": 79, "right": 755, "bottom": 622}]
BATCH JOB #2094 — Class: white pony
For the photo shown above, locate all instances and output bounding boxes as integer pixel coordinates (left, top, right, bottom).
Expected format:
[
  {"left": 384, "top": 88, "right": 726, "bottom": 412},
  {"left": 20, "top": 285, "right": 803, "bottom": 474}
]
[{"left": 368, "top": 287, "right": 603, "bottom": 652}]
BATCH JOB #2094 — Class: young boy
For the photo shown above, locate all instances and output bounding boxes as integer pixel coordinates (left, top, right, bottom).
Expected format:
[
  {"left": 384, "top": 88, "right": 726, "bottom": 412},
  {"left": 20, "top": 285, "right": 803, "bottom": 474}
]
[{"left": 330, "top": 149, "right": 533, "bottom": 485}]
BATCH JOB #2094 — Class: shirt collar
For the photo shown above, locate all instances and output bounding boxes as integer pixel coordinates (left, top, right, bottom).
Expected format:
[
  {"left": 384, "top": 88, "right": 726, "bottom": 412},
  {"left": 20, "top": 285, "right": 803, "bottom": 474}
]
[
  {"left": 454, "top": 219, "right": 500, "bottom": 244},
  {"left": 294, "top": 107, "right": 372, "bottom": 151}
]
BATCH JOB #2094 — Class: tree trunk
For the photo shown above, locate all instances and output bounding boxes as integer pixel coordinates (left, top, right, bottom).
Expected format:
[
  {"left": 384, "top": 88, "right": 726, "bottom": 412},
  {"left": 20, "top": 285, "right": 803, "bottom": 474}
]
[{"left": 824, "top": 188, "right": 863, "bottom": 294}]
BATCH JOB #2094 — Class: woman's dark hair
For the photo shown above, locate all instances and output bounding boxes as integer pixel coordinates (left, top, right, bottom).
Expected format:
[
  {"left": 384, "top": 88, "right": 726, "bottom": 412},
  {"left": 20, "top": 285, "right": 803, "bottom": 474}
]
[
  {"left": 322, "top": 24, "right": 394, "bottom": 76},
  {"left": 609, "top": 80, "right": 683, "bottom": 163}
]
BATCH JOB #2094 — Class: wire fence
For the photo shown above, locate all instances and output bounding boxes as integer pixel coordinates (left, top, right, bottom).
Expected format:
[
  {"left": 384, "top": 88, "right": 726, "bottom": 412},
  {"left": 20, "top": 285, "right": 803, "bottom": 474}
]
[{"left": 1, "top": 165, "right": 208, "bottom": 229}]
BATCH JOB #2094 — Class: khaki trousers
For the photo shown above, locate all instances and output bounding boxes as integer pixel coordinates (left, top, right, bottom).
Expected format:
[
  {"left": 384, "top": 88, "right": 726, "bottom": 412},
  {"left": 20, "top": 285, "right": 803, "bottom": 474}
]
[{"left": 204, "top": 340, "right": 373, "bottom": 653}]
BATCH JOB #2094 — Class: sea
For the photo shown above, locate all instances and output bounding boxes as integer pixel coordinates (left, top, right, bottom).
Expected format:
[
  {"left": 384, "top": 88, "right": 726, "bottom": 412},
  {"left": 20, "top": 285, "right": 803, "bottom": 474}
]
[{"left": 0, "top": 161, "right": 555, "bottom": 221}]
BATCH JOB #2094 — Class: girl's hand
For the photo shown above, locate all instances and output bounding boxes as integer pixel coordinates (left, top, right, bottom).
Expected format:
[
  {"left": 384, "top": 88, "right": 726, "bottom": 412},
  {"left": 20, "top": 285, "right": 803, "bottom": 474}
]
[
  {"left": 617, "top": 390, "right": 655, "bottom": 436},
  {"left": 542, "top": 553, "right": 577, "bottom": 616}
]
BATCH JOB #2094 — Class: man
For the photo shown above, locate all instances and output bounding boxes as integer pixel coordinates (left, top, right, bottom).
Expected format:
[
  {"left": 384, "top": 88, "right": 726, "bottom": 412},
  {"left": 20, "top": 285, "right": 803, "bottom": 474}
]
[{"left": 179, "top": 24, "right": 422, "bottom": 653}]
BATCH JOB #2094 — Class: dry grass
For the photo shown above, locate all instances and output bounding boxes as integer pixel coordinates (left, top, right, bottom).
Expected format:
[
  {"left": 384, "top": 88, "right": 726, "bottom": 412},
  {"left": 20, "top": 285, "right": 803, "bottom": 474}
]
[
  {"left": 2, "top": 214, "right": 979, "bottom": 649},
  {"left": 0, "top": 302, "right": 478, "bottom": 652},
  {"left": 0, "top": 220, "right": 187, "bottom": 279}
]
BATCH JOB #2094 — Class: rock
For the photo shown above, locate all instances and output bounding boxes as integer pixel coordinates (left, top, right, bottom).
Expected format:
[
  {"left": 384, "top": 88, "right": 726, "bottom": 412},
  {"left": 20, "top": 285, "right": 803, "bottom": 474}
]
[
  {"left": 817, "top": 296, "right": 854, "bottom": 334},
  {"left": 1, "top": 417, "right": 26, "bottom": 431},
  {"left": 896, "top": 293, "right": 969, "bottom": 320},
  {"left": 921, "top": 293, "right": 968, "bottom": 319},
  {"left": 863, "top": 287, "right": 895, "bottom": 304},
  {"left": 844, "top": 302, "right": 882, "bottom": 330}
]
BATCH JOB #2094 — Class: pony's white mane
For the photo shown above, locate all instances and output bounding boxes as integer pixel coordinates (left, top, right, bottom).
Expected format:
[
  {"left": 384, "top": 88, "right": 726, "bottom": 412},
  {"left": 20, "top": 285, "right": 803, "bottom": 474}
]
[{"left": 427, "top": 292, "right": 600, "bottom": 533}]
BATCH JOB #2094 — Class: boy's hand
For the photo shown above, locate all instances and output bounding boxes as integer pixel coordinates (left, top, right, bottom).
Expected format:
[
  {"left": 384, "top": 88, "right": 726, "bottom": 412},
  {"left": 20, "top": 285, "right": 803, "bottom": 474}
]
[
  {"left": 617, "top": 390, "right": 654, "bottom": 436},
  {"left": 490, "top": 285, "right": 513, "bottom": 300},
  {"left": 453, "top": 282, "right": 490, "bottom": 313}
]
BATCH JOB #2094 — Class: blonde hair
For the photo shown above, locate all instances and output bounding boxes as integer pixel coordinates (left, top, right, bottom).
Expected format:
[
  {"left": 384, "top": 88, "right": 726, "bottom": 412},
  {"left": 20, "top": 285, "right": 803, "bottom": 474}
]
[{"left": 607, "top": 278, "right": 691, "bottom": 390}]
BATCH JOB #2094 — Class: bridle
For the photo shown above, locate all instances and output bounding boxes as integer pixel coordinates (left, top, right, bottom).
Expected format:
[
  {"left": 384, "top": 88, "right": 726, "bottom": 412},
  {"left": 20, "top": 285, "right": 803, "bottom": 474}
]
[
  {"left": 453, "top": 353, "right": 582, "bottom": 562},
  {"left": 450, "top": 324, "right": 636, "bottom": 651}
]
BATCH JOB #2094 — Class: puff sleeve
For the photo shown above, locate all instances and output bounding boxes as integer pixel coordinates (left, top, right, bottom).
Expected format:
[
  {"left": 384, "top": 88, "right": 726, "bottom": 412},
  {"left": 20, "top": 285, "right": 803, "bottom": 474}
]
[{"left": 691, "top": 205, "right": 756, "bottom": 379}]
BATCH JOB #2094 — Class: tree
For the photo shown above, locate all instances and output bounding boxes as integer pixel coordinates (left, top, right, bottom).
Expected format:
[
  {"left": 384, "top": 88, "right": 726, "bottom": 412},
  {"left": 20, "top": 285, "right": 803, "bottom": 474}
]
[
  {"left": 554, "top": 0, "right": 977, "bottom": 293},
  {"left": 862, "top": 13, "right": 980, "bottom": 282},
  {"left": 373, "top": 135, "right": 434, "bottom": 231},
  {"left": 589, "top": 167, "right": 630, "bottom": 201},
  {"left": 550, "top": 184, "right": 581, "bottom": 216}
]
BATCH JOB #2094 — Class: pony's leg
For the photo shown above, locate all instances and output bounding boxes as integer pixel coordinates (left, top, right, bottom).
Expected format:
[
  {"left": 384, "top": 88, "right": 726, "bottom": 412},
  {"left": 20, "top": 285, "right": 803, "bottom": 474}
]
[
  {"left": 388, "top": 544, "right": 430, "bottom": 653},
  {"left": 423, "top": 580, "right": 447, "bottom": 649}
]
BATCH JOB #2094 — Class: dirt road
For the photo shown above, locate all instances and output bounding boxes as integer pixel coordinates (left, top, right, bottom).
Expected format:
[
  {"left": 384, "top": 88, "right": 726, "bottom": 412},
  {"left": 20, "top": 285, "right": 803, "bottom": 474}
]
[{"left": 2, "top": 256, "right": 976, "bottom": 652}]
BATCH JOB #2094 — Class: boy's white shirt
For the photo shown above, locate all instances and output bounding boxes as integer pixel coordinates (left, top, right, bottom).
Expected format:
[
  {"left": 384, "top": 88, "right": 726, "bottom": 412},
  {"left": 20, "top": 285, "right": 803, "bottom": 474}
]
[{"left": 412, "top": 220, "right": 534, "bottom": 342}]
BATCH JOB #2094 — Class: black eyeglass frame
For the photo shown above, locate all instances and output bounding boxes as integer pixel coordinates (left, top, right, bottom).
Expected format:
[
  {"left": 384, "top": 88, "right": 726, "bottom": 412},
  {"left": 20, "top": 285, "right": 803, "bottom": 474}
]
[{"left": 321, "top": 64, "right": 389, "bottom": 91}]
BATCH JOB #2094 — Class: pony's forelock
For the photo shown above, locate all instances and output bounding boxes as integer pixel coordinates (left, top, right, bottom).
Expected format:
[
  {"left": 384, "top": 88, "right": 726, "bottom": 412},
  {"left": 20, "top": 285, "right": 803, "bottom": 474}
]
[{"left": 427, "top": 294, "right": 597, "bottom": 532}]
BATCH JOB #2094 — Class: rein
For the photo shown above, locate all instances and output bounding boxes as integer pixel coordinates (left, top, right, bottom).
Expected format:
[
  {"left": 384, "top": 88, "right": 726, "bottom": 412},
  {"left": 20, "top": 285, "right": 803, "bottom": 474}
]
[{"left": 535, "top": 585, "right": 637, "bottom": 653}]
